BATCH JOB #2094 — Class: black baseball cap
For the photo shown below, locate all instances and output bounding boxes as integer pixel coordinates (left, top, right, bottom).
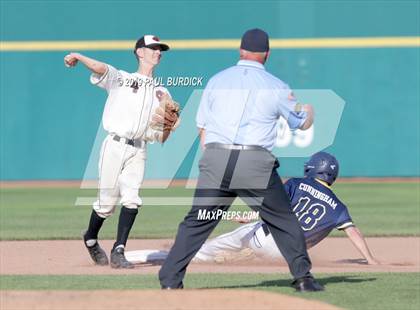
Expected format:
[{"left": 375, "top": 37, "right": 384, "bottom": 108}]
[
  {"left": 240, "top": 28, "right": 270, "bottom": 52},
  {"left": 134, "top": 35, "right": 170, "bottom": 52}
]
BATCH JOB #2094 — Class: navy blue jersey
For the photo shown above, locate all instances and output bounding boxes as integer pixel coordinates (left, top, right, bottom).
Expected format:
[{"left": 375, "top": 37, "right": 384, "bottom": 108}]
[{"left": 284, "top": 177, "right": 353, "bottom": 248}]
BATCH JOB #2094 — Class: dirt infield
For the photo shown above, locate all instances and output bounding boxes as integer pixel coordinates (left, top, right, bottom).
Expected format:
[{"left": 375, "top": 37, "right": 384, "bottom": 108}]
[
  {"left": 1, "top": 237, "right": 418, "bottom": 310},
  {"left": 0, "top": 290, "right": 343, "bottom": 310},
  {"left": 1, "top": 237, "right": 419, "bottom": 275}
]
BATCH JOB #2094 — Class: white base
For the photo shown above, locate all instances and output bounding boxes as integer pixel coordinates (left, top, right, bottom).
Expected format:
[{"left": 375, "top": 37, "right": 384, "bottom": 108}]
[{"left": 125, "top": 250, "right": 169, "bottom": 263}]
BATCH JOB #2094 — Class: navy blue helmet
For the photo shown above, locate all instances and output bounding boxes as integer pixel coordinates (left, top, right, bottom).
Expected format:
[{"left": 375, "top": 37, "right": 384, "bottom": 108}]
[{"left": 304, "top": 152, "right": 339, "bottom": 185}]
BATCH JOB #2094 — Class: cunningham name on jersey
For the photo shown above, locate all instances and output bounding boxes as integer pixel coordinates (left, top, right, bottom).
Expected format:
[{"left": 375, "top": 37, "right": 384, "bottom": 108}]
[{"left": 298, "top": 183, "right": 338, "bottom": 209}]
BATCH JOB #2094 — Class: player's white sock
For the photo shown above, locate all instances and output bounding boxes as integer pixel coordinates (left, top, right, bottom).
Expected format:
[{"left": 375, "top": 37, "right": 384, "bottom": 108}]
[
  {"left": 85, "top": 239, "right": 97, "bottom": 247},
  {"left": 115, "top": 244, "right": 124, "bottom": 250}
]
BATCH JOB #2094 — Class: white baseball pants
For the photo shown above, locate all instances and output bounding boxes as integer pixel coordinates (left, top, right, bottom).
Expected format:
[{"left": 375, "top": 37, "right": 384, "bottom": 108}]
[
  {"left": 93, "top": 135, "right": 146, "bottom": 218},
  {"left": 126, "top": 222, "right": 285, "bottom": 264},
  {"left": 194, "top": 221, "right": 284, "bottom": 262}
]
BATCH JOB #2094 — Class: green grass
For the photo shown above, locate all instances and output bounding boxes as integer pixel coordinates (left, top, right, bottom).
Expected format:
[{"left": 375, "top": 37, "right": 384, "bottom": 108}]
[
  {"left": 0, "top": 187, "right": 250, "bottom": 240},
  {"left": 1, "top": 273, "right": 419, "bottom": 310},
  {"left": 0, "top": 182, "right": 419, "bottom": 240},
  {"left": 330, "top": 183, "right": 420, "bottom": 237}
]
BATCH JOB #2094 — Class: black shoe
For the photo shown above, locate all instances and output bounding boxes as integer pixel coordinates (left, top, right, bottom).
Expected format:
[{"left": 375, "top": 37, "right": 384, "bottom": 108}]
[
  {"left": 161, "top": 283, "right": 184, "bottom": 290},
  {"left": 292, "top": 277, "right": 324, "bottom": 292},
  {"left": 83, "top": 236, "right": 109, "bottom": 266},
  {"left": 110, "top": 247, "right": 134, "bottom": 269}
]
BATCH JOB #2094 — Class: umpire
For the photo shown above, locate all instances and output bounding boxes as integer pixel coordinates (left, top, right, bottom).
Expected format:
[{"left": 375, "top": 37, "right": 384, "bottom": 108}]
[{"left": 159, "top": 28, "right": 323, "bottom": 292}]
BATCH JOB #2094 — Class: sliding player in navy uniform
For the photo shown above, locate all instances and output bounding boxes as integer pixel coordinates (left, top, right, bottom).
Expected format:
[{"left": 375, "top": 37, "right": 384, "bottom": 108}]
[
  {"left": 192, "top": 151, "right": 380, "bottom": 264},
  {"left": 126, "top": 152, "right": 379, "bottom": 265}
]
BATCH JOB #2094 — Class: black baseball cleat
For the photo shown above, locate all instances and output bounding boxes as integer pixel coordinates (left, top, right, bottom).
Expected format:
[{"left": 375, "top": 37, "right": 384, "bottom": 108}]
[
  {"left": 110, "top": 247, "right": 135, "bottom": 269},
  {"left": 161, "top": 283, "right": 184, "bottom": 290},
  {"left": 292, "top": 277, "right": 325, "bottom": 292},
  {"left": 83, "top": 236, "right": 109, "bottom": 266}
]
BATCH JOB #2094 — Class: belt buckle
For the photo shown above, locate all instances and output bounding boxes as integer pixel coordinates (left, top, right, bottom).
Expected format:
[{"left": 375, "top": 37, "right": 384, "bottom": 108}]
[
  {"left": 127, "top": 139, "right": 135, "bottom": 147},
  {"left": 232, "top": 144, "right": 247, "bottom": 150},
  {"left": 112, "top": 135, "right": 134, "bottom": 147}
]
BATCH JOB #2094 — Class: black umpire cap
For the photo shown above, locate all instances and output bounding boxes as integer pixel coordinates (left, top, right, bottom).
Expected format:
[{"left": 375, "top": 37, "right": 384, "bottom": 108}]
[
  {"left": 134, "top": 35, "right": 170, "bottom": 53},
  {"left": 240, "top": 28, "right": 270, "bottom": 52}
]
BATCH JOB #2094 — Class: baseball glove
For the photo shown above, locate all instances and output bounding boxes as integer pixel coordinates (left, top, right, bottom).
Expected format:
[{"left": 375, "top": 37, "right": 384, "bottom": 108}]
[
  {"left": 150, "top": 91, "right": 180, "bottom": 131},
  {"left": 144, "top": 91, "right": 181, "bottom": 143}
]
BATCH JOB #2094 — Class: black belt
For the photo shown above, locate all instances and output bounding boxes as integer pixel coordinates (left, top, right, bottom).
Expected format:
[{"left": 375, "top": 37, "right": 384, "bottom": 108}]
[
  {"left": 205, "top": 143, "right": 266, "bottom": 151},
  {"left": 113, "top": 135, "right": 145, "bottom": 148},
  {"left": 261, "top": 223, "right": 271, "bottom": 236}
]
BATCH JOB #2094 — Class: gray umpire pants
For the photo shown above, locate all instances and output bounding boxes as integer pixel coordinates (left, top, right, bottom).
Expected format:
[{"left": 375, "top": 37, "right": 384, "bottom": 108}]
[{"left": 159, "top": 144, "right": 312, "bottom": 288}]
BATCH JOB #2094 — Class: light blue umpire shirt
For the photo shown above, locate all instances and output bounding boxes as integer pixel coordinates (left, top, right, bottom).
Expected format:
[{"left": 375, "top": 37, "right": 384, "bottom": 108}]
[{"left": 196, "top": 59, "right": 308, "bottom": 152}]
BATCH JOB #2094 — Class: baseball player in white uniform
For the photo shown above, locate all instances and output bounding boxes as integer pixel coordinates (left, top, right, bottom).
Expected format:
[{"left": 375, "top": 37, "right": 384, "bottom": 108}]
[{"left": 64, "top": 35, "right": 180, "bottom": 268}]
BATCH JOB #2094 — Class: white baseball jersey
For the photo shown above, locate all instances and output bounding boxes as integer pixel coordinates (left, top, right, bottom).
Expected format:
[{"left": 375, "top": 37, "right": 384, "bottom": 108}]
[{"left": 90, "top": 64, "right": 170, "bottom": 139}]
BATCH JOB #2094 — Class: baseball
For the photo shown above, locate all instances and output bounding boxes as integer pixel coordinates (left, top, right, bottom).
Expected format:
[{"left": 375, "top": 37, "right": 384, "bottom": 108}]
[
  {"left": 64, "top": 56, "right": 71, "bottom": 67},
  {"left": 64, "top": 54, "right": 76, "bottom": 67}
]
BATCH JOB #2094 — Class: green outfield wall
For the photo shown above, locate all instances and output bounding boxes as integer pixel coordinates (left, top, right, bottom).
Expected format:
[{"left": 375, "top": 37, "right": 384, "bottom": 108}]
[{"left": 1, "top": 1, "right": 419, "bottom": 179}]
